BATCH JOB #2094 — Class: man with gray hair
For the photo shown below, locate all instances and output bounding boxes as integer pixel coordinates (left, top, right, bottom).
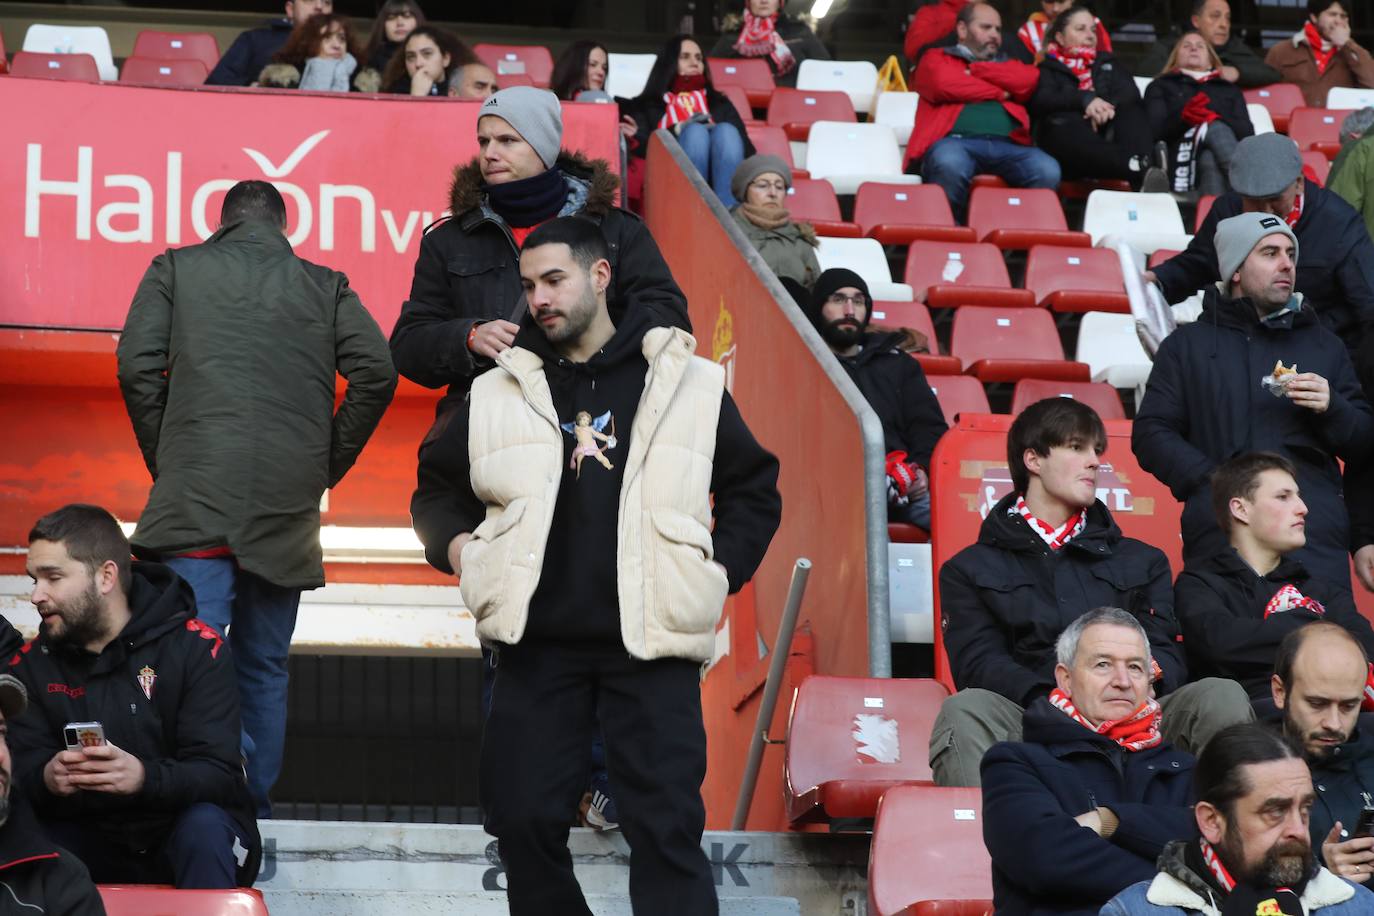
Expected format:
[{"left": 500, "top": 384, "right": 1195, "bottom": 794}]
[
  {"left": 981, "top": 607, "right": 1199, "bottom": 915},
  {"left": 1330, "top": 107, "right": 1374, "bottom": 242},
  {"left": 1144, "top": 132, "right": 1374, "bottom": 353}
]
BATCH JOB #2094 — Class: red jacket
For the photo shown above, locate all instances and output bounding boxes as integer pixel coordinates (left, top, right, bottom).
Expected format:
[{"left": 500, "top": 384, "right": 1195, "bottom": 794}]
[
  {"left": 904, "top": 48, "right": 1040, "bottom": 167},
  {"left": 903, "top": 0, "right": 966, "bottom": 65}
]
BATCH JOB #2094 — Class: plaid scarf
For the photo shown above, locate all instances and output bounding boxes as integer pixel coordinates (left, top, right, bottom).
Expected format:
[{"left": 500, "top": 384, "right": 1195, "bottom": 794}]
[
  {"left": 1046, "top": 42, "right": 1097, "bottom": 91},
  {"left": 1014, "top": 496, "right": 1086, "bottom": 550},
  {"left": 658, "top": 74, "right": 711, "bottom": 130},
  {"left": 1304, "top": 21, "right": 1336, "bottom": 75},
  {"left": 1262, "top": 584, "right": 1326, "bottom": 619},
  {"left": 734, "top": 9, "right": 796, "bottom": 75},
  {"left": 1049, "top": 688, "right": 1163, "bottom": 751}
]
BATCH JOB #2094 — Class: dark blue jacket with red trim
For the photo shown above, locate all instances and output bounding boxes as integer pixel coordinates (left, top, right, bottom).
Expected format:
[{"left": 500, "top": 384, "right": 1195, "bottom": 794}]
[
  {"left": 0, "top": 794, "right": 104, "bottom": 915},
  {"left": 6, "top": 562, "right": 259, "bottom": 881}
]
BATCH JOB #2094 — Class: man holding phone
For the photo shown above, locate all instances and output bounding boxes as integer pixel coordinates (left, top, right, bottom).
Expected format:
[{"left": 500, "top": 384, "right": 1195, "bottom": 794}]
[{"left": 9, "top": 504, "right": 260, "bottom": 889}]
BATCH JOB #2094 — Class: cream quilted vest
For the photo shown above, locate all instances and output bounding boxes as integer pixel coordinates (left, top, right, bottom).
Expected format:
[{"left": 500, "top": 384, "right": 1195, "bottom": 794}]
[{"left": 459, "top": 326, "right": 727, "bottom": 662}]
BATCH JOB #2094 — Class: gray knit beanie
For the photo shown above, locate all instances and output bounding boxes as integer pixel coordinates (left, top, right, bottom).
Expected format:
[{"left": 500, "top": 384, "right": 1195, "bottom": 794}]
[
  {"left": 1228, "top": 133, "right": 1303, "bottom": 199},
  {"left": 730, "top": 154, "right": 793, "bottom": 203},
  {"left": 479, "top": 86, "right": 564, "bottom": 169},
  {"left": 1214, "top": 212, "right": 1299, "bottom": 284}
]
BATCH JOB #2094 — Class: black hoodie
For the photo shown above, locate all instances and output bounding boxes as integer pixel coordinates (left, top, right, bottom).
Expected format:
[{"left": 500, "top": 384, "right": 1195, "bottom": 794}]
[
  {"left": 7, "top": 563, "right": 260, "bottom": 884},
  {"left": 412, "top": 306, "right": 782, "bottom": 645},
  {"left": 0, "top": 796, "right": 105, "bottom": 916},
  {"left": 838, "top": 331, "right": 948, "bottom": 467},
  {"left": 1175, "top": 548, "right": 1374, "bottom": 697}
]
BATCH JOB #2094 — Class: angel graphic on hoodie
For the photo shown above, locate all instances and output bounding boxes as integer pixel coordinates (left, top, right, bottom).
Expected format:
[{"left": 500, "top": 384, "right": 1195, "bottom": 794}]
[{"left": 563, "top": 410, "right": 617, "bottom": 477}]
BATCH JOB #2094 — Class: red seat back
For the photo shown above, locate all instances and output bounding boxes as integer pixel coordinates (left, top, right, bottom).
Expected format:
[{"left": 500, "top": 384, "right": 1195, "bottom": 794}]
[
  {"left": 497, "top": 71, "right": 537, "bottom": 88},
  {"left": 708, "top": 56, "right": 776, "bottom": 105},
  {"left": 119, "top": 56, "right": 208, "bottom": 86},
  {"left": 1010, "top": 379, "right": 1125, "bottom": 420},
  {"left": 719, "top": 84, "right": 755, "bottom": 123},
  {"left": 473, "top": 43, "right": 553, "bottom": 87},
  {"left": 950, "top": 307, "right": 1066, "bottom": 363},
  {"left": 787, "top": 177, "right": 843, "bottom": 222},
  {"left": 967, "top": 186, "right": 1067, "bottom": 235},
  {"left": 1287, "top": 107, "right": 1341, "bottom": 156},
  {"left": 870, "top": 301, "right": 939, "bottom": 348},
  {"left": 132, "top": 30, "right": 220, "bottom": 72},
  {"left": 9, "top": 51, "right": 100, "bottom": 81},
  {"left": 854, "top": 183, "right": 976, "bottom": 246},
  {"left": 1243, "top": 83, "right": 1305, "bottom": 131},
  {"left": 1023, "top": 245, "right": 1126, "bottom": 305},
  {"left": 927, "top": 376, "right": 992, "bottom": 426},
  {"left": 869, "top": 785, "right": 994, "bottom": 916},
  {"left": 767, "top": 87, "right": 856, "bottom": 131},
  {"left": 1301, "top": 149, "right": 1330, "bottom": 186},
  {"left": 1194, "top": 194, "right": 1216, "bottom": 232},
  {"left": 744, "top": 124, "right": 797, "bottom": 168},
  {"left": 904, "top": 241, "right": 1013, "bottom": 301},
  {"left": 98, "top": 885, "right": 269, "bottom": 915}
]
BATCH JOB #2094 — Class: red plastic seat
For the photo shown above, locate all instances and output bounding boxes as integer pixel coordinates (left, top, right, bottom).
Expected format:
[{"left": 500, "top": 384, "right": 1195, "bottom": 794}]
[
  {"left": 970, "top": 175, "right": 1007, "bottom": 189},
  {"left": 784, "top": 675, "right": 949, "bottom": 824},
  {"left": 497, "top": 71, "right": 536, "bottom": 89},
  {"left": 1302, "top": 150, "right": 1331, "bottom": 186},
  {"left": 889, "top": 523, "right": 931, "bottom": 544},
  {"left": 131, "top": 30, "right": 220, "bottom": 72},
  {"left": 119, "top": 56, "right": 208, "bottom": 86},
  {"left": 950, "top": 307, "right": 1091, "bottom": 382},
  {"left": 1287, "top": 107, "right": 1342, "bottom": 158},
  {"left": 855, "top": 184, "right": 977, "bottom": 246},
  {"left": 98, "top": 885, "right": 269, "bottom": 915},
  {"left": 744, "top": 124, "right": 808, "bottom": 178},
  {"left": 473, "top": 43, "right": 553, "bottom": 87},
  {"left": 719, "top": 84, "right": 756, "bottom": 124},
  {"left": 0, "top": 28, "right": 8, "bottom": 74},
  {"left": 1023, "top": 245, "right": 1129, "bottom": 313},
  {"left": 9, "top": 51, "right": 100, "bottom": 81},
  {"left": 1058, "top": 178, "right": 1132, "bottom": 199},
  {"left": 1244, "top": 83, "right": 1305, "bottom": 133},
  {"left": 869, "top": 302, "right": 963, "bottom": 374},
  {"left": 767, "top": 87, "right": 856, "bottom": 142},
  {"left": 966, "top": 188, "right": 1091, "bottom": 250},
  {"left": 1149, "top": 248, "right": 1181, "bottom": 269},
  {"left": 869, "top": 786, "right": 994, "bottom": 916},
  {"left": 1010, "top": 379, "right": 1125, "bottom": 419},
  {"left": 787, "top": 178, "right": 861, "bottom": 237},
  {"left": 904, "top": 241, "right": 1035, "bottom": 309},
  {"left": 708, "top": 56, "right": 776, "bottom": 108},
  {"left": 928, "top": 375, "right": 992, "bottom": 426},
  {"left": 1194, "top": 194, "right": 1216, "bottom": 232}
]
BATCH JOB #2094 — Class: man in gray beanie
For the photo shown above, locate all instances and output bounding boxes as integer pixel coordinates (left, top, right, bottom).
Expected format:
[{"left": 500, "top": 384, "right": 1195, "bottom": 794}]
[
  {"left": 1145, "top": 132, "right": 1374, "bottom": 353},
  {"left": 1135, "top": 210, "right": 1374, "bottom": 594}
]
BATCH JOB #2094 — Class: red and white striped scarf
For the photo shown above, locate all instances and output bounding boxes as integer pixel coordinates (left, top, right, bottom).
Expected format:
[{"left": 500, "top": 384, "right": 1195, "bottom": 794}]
[
  {"left": 1020, "top": 14, "right": 1113, "bottom": 57},
  {"left": 1014, "top": 496, "right": 1087, "bottom": 550},
  {"left": 734, "top": 10, "right": 796, "bottom": 75},
  {"left": 1304, "top": 21, "right": 1336, "bottom": 75},
  {"left": 657, "top": 75, "right": 712, "bottom": 130},
  {"left": 1200, "top": 838, "right": 1238, "bottom": 892},
  {"left": 1046, "top": 42, "right": 1097, "bottom": 91},
  {"left": 1287, "top": 192, "right": 1304, "bottom": 227},
  {"left": 1262, "top": 584, "right": 1326, "bottom": 619},
  {"left": 1049, "top": 687, "right": 1163, "bottom": 751}
]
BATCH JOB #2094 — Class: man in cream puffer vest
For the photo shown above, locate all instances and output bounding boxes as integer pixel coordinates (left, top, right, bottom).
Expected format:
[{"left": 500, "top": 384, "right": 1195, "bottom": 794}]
[{"left": 412, "top": 216, "right": 781, "bottom": 916}]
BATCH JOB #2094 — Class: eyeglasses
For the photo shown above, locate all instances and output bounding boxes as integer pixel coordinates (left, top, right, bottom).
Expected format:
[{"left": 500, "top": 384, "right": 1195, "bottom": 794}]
[
  {"left": 749, "top": 179, "right": 788, "bottom": 193},
  {"left": 826, "top": 293, "right": 866, "bottom": 307}
]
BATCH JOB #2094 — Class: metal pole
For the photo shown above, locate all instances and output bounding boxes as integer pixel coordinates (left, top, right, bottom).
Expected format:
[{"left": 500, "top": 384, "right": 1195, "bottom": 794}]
[{"left": 731, "top": 557, "right": 812, "bottom": 831}]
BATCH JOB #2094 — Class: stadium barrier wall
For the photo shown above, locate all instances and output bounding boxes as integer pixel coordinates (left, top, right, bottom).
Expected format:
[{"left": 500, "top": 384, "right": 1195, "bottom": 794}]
[{"left": 644, "top": 131, "right": 891, "bottom": 830}]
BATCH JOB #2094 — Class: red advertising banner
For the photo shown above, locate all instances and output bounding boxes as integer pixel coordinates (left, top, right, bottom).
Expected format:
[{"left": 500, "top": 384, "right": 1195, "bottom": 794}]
[{"left": 0, "top": 78, "right": 621, "bottom": 333}]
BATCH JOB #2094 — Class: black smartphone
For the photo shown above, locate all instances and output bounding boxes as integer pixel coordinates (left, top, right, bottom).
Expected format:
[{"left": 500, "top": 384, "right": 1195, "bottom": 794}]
[{"left": 1353, "top": 807, "right": 1374, "bottom": 839}]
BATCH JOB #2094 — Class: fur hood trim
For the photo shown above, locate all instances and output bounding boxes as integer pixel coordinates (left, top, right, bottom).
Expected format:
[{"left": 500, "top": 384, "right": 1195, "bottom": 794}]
[{"left": 447, "top": 150, "right": 620, "bottom": 218}]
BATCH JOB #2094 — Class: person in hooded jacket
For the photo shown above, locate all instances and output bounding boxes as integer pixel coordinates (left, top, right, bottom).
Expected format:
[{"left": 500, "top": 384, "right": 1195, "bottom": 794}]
[
  {"left": 10, "top": 505, "right": 260, "bottom": 889},
  {"left": 982, "top": 607, "right": 1198, "bottom": 916},
  {"left": 805, "top": 268, "right": 946, "bottom": 529},
  {"left": 709, "top": 0, "right": 829, "bottom": 89},
  {"left": 1174, "top": 453, "right": 1374, "bottom": 701},
  {"left": 1028, "top": 7, "right": 1161, "bottom": 190},
  {"left": 1144, "top": 31, "right": 1254, "bottom": 196},
  {"left": 410, "top": 217, "right": 781, "bottom": 915},
  {"left": 1134, "top": 211, "right": 1374, "bottom": 596},
  {"left": 390, "top": 85, "right": 690, "bottom": 426},
  {"left": 1265, "top": 0, "right": 1374, "bottom": 109}
]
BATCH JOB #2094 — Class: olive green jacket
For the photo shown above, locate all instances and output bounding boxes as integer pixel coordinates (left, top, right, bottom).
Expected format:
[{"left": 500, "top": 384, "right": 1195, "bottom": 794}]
[
  {"left": 1330, "top": 135, "right": 1374, "bottom": 244},
  {"left": 117, "top": 219, "right": 397, "bottom": 589},
  {"left": 731, "top": 208, "right": 821, "bottom": 288}
]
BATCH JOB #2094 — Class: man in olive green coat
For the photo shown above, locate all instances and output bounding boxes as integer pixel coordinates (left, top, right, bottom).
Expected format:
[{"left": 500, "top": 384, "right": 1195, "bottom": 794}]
[{"left": 116, "top": 180, "right": 396, "bottom": 816}]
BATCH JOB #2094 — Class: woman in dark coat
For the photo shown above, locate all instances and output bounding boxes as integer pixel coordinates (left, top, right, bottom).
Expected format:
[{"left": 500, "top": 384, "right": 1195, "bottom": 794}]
[
  {"left": 1145, "top": 31, "right": 1254, "bottom": 196},
  {"left": 1028, "top": 6, "right": 1157, "bottom": 188},
  {"left": 380, "top": 25, "right": 472, "bottom": 96},
  {"left": 621, "top": 34, "right": 756, "bottom": 206},
  {"left": 709, "top": 0, "right": 829, "bottom": 88}
]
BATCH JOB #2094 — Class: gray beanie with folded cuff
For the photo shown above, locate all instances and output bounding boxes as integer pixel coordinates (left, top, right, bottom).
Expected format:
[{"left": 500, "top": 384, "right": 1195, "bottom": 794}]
[
  {"left": 730, "top": 154, "right": 793, "bottom": 203},
  {"left": 1214, "top": 212, "right": 1299, "bottom": 284},
  {"left": 479, "top": 86, "right": 564, "bottom": 169}
]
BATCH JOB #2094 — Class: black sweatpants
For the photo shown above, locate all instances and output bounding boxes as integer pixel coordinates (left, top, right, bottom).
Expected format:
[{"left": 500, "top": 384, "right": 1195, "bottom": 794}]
[
  {"left": 1037, "top": 107, "right": 1154, "bottom": 186},
  {"left": 481, "top": 640, "right": 717, "bottom": 916}
]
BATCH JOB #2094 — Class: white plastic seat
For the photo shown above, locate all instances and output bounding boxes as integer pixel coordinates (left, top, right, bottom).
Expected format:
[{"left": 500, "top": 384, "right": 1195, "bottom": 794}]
[
  {"left": 22, "top": 23, "right": 116, "bottom": 80},
  {"left": 1083, "top": 190, "right": 1190, "bottom": 254},
  {"left": 605, "top": 52, "right": 656, "bottom": 100},
  {"left": 1326, "top": 87, "right": 1374, "bottom": 110},
  {"left": 815, "top": 237, "right": 914, "bottom": 301},
  {"left": 1247, "top": 103, "right": 1275, "bottom": 135},
  {"left": 805, "top": 122, "right": 921, "bottom": 195},
  {"left": 796, "top": 58, "right": 881, "bottom": 114},
  {"left": 1134, "top": 76, "right": 1152, "bottom": 96},
  {"left": 874, "top": 91, "right": 920, "bottom": 146},
  {"left": 1075, "top": 311, "right": 1153, "bottom": 390}
]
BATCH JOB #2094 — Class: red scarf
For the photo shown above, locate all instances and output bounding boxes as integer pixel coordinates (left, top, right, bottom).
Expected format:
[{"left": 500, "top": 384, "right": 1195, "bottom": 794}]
[
  {"left": 1046, "top": 42, "right": 1097, "bottom": 91},
  {"left": 734, "top": 8, "right": 796, "bottom": 75},
  {"left": 1049, "top": 688, "right": 1163, "bottom": 751},
  {"left": 1304, "top": 21, "right": 1336, "bottom": 75},
  {"left": 1014, "top": 496, "right": 1087, "bottom": 550},
  {"left": 658, "top": 74, "right": 712, "bottom": 130},
  {"left": 1200, "top": 838, "right": 1238, "bottom": 892},
  {"left": 1286, "top": 192, "right": 1304, "bottom": 227},
  {"left": 1262, "top": 584, "right": 1326, "bottom": 619},
  {"left": 1020, "top": 14, "right": 1112, "bottom": 57}
]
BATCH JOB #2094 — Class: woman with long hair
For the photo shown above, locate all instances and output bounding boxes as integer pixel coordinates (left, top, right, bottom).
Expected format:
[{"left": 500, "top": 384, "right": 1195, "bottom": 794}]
[
  {"left": 364, "top": 0, "right": 425, "bottom": 74},
  {"left": 709, "top": 0, "right": 828, "bottom": 88},
  {"left": 259, "top": 12, "right": 379, "bottom": 92},
  {"left": 1145, "top": 31, "right": 1254, "bottom": 195},
  {"left": 550, "top": 39, "right": 609, "bottom": 100},
  {"left": 621, "top": 35, "right": 756, "bottom": 205},
  {"left": 381, "top": 25, "right": 474, "bottom": 96}
]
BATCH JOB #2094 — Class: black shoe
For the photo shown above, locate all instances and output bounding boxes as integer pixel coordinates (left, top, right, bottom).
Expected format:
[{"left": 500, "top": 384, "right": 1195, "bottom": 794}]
[{"left": 1141, "top": 167, "right": 1170, "bottom": 194}]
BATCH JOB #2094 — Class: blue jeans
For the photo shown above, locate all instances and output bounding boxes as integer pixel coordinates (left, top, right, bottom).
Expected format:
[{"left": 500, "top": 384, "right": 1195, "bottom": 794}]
[
  {"left": 921, "top": 135, "right": 1062, "bottom": 222},
  {"left": 678, "top": 120, "right": 746, "bottom": 207},
  {"left": 165, "top": 557, "right": 301, "bottom": 818}
]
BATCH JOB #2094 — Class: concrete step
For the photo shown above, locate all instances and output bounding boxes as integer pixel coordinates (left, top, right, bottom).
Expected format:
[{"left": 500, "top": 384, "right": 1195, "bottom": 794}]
[{"left": 264, "top": 890, "right": 802, "bottom": 915}]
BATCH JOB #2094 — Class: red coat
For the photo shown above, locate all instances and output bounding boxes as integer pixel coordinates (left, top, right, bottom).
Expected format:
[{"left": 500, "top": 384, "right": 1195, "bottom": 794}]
[
  {"left": 903, "top": 0, "right": 966, "bottom": 64},
  {"left": 903, "top": 49, "right": 1040, "bottom": 167}
]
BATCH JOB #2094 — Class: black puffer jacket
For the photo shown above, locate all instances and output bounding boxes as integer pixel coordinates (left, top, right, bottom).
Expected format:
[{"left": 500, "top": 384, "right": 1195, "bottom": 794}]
[
  {"left": 708, "top": 14, "right": 830, "bottom": 87},
  {"left": 1029, "top": 51, "right": 1142, "bottom": 129},
  {"left": 0, "top": 797, "right": 105, "bottom": 915},
  {"left": 619, "top": 90, "right": 757, "bottom": 161},
  {"left": 837, "top": 331, "right": 947, "bottom": 467},
  {"left": 939, "top": 493, "right": 1184, "bottom": 707},
  {"left": 1132, "top": 288, "right": 1374, "bottom": 588},
  {"left": 1309, "top": 728, "right": 1374, "bottom": 858},
  {"left": 982, "top": 699, "right": 1197, "bottom": 916},
  {"left": 1144, "top": 72, "right": 1254, "bottom": 160},
  {"left": 205, "top": 18, "right": 292, "bottom": 86},
  {"left": 1174, "top": 549, "right": 1374, "bottom": 697},
  {"left": 7, "top": 563, "right": 260, "bottom": 885},
  {"left": 389, "top": 152, "right": 690, "bottom": 419},
  {"left": 1152, "top": 181, "right": 1374, "bottom": 350}
]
